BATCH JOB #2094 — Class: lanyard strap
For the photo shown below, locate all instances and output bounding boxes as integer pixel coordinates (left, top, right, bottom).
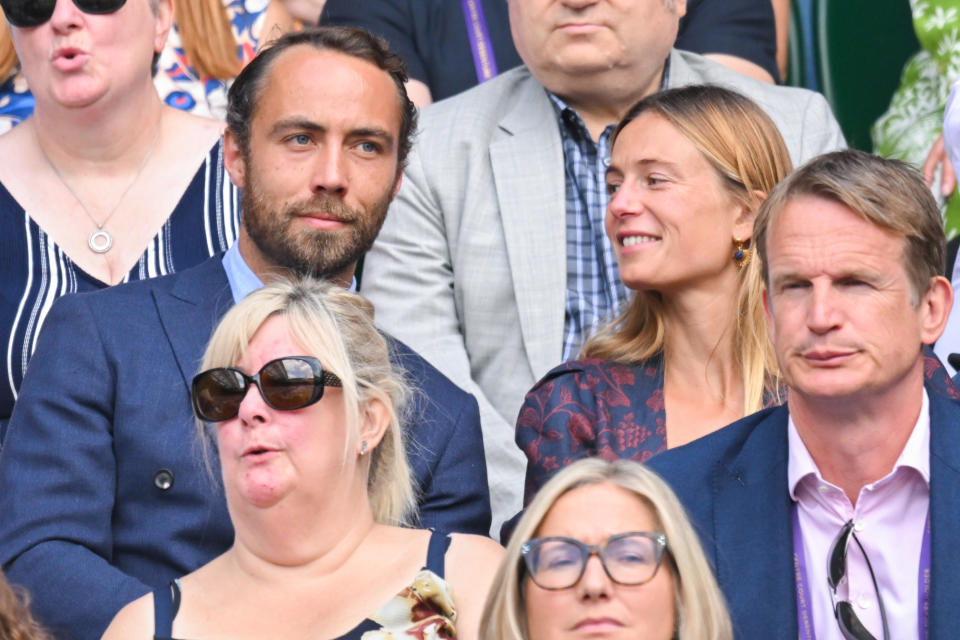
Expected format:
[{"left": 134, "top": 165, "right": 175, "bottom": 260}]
[
  {"left": 918, "top": 511, "right": 931, "bottom": 640},
  {"left": 460, "top": 0, "right": 499, "bottom": 83},
  {"left": 793, "top": 505, "right": 931, "bottom": 640}
]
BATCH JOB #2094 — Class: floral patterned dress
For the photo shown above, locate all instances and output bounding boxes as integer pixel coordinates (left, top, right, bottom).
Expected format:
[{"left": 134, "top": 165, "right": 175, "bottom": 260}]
[
  {"left": 516, "top": 356, "right": 670, "bottom": 505},
  {"left": 0, "top": 0, "right": 267, "bottom": 132},
  {"left": 516, "top": 355, "right": 782, "bottom": 506},
  {"left": 873, "top": 0, "right": 960, "bottom": 236}
]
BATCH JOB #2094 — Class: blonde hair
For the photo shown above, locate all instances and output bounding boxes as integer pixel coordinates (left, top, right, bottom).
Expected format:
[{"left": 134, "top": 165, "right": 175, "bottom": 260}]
[
  {"left": 197, "top": 277, "right": 416, "bottom": 526},
  {"left": 480, "top": 458, "right": 732, "bottom": 640},
  {"left": 583, "top": 84, "right": 791, "bottom": 414},
  {"left": 0, "top": 570, "right": 51, "bottom": 640}
]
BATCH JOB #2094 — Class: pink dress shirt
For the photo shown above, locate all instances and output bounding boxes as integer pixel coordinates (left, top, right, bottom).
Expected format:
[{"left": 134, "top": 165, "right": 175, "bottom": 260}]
[{"left": 788, "top": 390, "right": 931, "bottom": 640}]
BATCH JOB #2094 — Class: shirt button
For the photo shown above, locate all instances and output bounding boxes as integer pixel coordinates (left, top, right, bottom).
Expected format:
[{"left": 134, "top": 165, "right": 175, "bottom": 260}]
[
  {"left": 857, "top": 595, "right": 871, "bottom": 610},
  {"left": 854, "top": 520, "right": 865, "bottom": 533},
  {"left": 818, "top": 485, "right": 830, "bottom": 494},
  {"left": 153, "top": 469, "right": 174, "bottom": 491}
]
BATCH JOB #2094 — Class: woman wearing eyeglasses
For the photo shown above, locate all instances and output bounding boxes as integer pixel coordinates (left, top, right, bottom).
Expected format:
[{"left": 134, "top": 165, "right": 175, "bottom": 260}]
[
  {"left": 481, "top": 457, "right": 732, "bottom": 640},
  {"left": 516, "top": 85, "right": 791, "bottom": 503},
  {"left": 0, "top": 0, "right": 240, "bottom": 436},
  {"left": 102, "top": 278, "right": 503, "bottom": 639}
]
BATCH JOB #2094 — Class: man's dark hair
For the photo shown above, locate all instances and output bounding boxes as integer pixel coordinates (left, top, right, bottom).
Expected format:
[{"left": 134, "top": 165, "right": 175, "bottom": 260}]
[{"left": 226, "top": 26, "right": 418, "bottom": 167}]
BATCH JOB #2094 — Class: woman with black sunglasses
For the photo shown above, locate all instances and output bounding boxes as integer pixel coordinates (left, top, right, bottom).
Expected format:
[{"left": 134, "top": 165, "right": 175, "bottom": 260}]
[
  {"left": 481, "top": 458, "right": 732, "bottom": 640},
  {"left": 102, "top": 278, "right": 503, "bottom": 639},
  {"left": 0, "top": 0, "right": 240, "bottom": 437}
]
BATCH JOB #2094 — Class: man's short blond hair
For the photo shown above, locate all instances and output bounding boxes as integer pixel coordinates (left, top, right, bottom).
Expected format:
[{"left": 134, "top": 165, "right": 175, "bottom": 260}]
[{"left": 754, "top": 149, "right": 945, "bottom": 304}]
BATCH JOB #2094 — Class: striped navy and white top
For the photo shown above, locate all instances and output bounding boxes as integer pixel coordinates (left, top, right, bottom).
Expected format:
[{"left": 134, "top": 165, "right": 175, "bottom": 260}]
[{"left": 0, "top": 138, "right": 240, "bottom": 428}]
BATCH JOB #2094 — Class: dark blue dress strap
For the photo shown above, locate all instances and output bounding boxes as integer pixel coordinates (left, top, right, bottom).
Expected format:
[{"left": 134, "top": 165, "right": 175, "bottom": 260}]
[
  {"left": 153, "top": 579, "right": 181, "bottom": 640},
  {"left": 426, "top": 530, "right": 452, "bottom": 577}
]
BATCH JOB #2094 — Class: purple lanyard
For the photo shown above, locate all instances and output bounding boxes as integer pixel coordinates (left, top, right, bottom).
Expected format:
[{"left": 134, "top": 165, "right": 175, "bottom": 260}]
[
  {"left": 460, "top": 0, "right": 498, "bottom": 83},
  {"left": 793, "top": 505, "right": 931, "bottom": 640}
]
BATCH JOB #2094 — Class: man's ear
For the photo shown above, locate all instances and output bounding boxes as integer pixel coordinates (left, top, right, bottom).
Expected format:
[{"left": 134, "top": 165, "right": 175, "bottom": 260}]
[
  {"left": 223, "top": 129, "right": 247, "bottom": 190},
  {"left": 391, "top": 169, "right": 403, "bottom": 200},
  {"left": 919, "top": 275, "right": 954, "bottom": 345},
  {"left": 674, "top": 0, "right": 687, "bottom": 19}
]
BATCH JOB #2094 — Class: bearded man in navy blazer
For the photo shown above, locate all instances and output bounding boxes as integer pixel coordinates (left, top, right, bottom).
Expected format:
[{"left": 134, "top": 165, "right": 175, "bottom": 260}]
[
  {"left": 0, "top": 28, "right": 490, "bottom": 640},
  {"left": 649, "top": 149, "right": 960, "bottom": 639}
]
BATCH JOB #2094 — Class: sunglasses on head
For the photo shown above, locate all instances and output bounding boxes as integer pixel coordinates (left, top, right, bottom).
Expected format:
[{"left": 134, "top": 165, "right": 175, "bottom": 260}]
[
  {"left": 827, "top": 520, "right": 890, "bottom": 640},
  {"left": 191, "top": 356, "right": 343, "bottom": 423},
  {"left": 1, "top": 0, "right": 128, "bottom": 29}
]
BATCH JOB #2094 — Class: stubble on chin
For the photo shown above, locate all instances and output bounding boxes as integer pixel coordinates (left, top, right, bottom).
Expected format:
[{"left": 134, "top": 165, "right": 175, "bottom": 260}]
[{"left": 240, "top": 180, "right": 391, "bottom": 281}]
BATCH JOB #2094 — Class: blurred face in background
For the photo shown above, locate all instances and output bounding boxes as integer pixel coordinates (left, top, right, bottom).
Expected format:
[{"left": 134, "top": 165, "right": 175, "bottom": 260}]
[{"left": 508, "top": 0, "right": 685, "bottom": 93}]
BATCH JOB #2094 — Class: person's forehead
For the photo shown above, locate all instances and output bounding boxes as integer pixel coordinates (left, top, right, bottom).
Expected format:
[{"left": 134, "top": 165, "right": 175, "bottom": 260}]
[
  {"left": 536, "top": 483, "right": 659, "bottom": 542},
  {"left": 767, "top": 195, "right": 908, "bottom": 271},
  {"left": 253, "top": 46, "right": 401, "bottom": 130},
  {"left": 771, "top": 195, "right": 890, "bottom": 241}
]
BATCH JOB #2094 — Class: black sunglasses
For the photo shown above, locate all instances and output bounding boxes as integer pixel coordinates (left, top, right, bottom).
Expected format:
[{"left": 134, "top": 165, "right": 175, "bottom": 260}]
[
  {"left": 1, "top": 0, "right": 128, "bottom": 29},
  {"left": 191, "top": 356, "right": 342, "bottom": 423},
  {"left": 827, "top": 520, "right": 890, "bottom": 640},
  {"left": 521, "top": 532, "right": 668, "bottom": 590}
]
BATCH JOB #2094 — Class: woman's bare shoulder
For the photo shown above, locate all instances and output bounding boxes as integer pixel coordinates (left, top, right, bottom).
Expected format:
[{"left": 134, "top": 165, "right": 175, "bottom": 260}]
[
  {"left": 447, "top": 533, "right": 504, "bottom": 563},
  {"left": 160, "top": 107, "right": 226, "bottom": 158},
  {"left": 445, "top": 534, "right": 504, "bottom": 640},
  {"left": 100, "top": 591, "right": 154, "bottom": 640}
]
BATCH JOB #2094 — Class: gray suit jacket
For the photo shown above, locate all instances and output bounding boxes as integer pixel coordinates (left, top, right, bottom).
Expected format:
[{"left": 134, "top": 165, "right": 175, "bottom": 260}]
[{"left": 361, "top": 49, "right": 846, "bottom": 529}]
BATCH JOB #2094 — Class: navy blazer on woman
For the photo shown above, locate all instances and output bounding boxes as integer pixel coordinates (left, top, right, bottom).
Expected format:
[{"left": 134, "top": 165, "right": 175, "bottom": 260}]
[
  {"left": 0, "top": 255, "right": 490, "bottom": 640},
  {"left": 648, "top": 359, "right": 960, "bottom": 639}
]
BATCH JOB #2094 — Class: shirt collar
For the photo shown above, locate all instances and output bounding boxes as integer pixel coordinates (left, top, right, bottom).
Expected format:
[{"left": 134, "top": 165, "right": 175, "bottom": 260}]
[
  {"left": 222, "top": 241, "right": 264, "bottom": 303},
  {"left": 221, "top": 242, "right": 358, "bottom": 304},
  {"left": 545, "top": 55, "right": 671, "bottom": 145},
  {"left": 787, "top": 388, "right": 931, "bottom": 500}
]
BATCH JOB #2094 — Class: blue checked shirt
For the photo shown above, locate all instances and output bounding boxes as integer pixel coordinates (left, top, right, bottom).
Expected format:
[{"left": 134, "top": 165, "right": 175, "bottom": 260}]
[
  {"left": 549, "top": 95, "right": 626, "bottom": 361},
  {"left": 549, "top": 62, "right": 669, "bottom": 360}
]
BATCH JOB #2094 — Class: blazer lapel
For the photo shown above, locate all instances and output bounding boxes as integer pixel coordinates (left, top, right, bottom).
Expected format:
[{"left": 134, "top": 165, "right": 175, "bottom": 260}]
[
  {"left": 928, "top": 388, "right": 960, "bottom": 639},
  {"left": 154, "top": 256, "right": 235, "bottom": 389},
  {"left": 712, "top": 406, "right": 798, "bottom": 637},
  {"left": 489, "top": 70, "right": 566, "bottom": 378}
]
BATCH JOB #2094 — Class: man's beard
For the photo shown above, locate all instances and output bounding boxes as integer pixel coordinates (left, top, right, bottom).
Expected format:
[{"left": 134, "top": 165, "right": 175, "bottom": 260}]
[{"left": 241, "top": 171, "right": 393, "bottom": 281}]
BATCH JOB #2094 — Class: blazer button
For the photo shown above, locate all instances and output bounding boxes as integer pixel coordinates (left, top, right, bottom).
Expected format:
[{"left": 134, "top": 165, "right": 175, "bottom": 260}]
[{"left": 153, "top": 469, "right": 174, "bottom": 491}]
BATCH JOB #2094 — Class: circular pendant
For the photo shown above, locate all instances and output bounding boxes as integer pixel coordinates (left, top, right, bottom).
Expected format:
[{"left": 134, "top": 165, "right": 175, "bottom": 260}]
[{"left": 88, "top": 229, "right": 113, "bottom": 254}]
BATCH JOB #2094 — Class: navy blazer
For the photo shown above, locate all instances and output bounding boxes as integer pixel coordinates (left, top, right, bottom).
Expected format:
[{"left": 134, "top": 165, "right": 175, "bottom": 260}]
[
  {"left": 648, "top": 375, "right": 960, "bottom": 639},
  {"left": 0, "top": 256, "right": 490, "bottom": 640}
]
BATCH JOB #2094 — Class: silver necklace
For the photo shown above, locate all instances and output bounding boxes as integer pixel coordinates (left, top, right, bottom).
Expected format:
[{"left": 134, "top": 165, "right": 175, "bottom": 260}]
[{"left": 37, "top": 124, "right": 162, "bottom": 254}]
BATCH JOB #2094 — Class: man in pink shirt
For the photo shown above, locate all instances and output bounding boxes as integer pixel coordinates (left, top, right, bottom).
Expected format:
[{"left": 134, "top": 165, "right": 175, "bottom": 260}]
[{"left": 649, "top": 149, "right": 960, "bottom": 639}]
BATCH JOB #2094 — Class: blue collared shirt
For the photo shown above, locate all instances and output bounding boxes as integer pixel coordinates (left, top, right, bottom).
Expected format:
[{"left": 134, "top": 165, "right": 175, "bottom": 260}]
[
  {"left": 222, "top": 242, "right": 263, "bottom": 303},
  {"left": 548, "top": 95, "right": 624, "bottom": 361},
  {"left": 221, "top": 242, "right": 358, "bottom": 304}
]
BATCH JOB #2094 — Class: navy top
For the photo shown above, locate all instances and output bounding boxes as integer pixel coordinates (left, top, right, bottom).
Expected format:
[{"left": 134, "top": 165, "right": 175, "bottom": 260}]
[
  {"left": 319, "top": 0, "right": 777, "bottom": 102},
  {"left": 0, "top": 139, "right": 240, "bottom": 440},
  {"left": 153, "top": 531, "right": 454, "bottom": 640}
]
